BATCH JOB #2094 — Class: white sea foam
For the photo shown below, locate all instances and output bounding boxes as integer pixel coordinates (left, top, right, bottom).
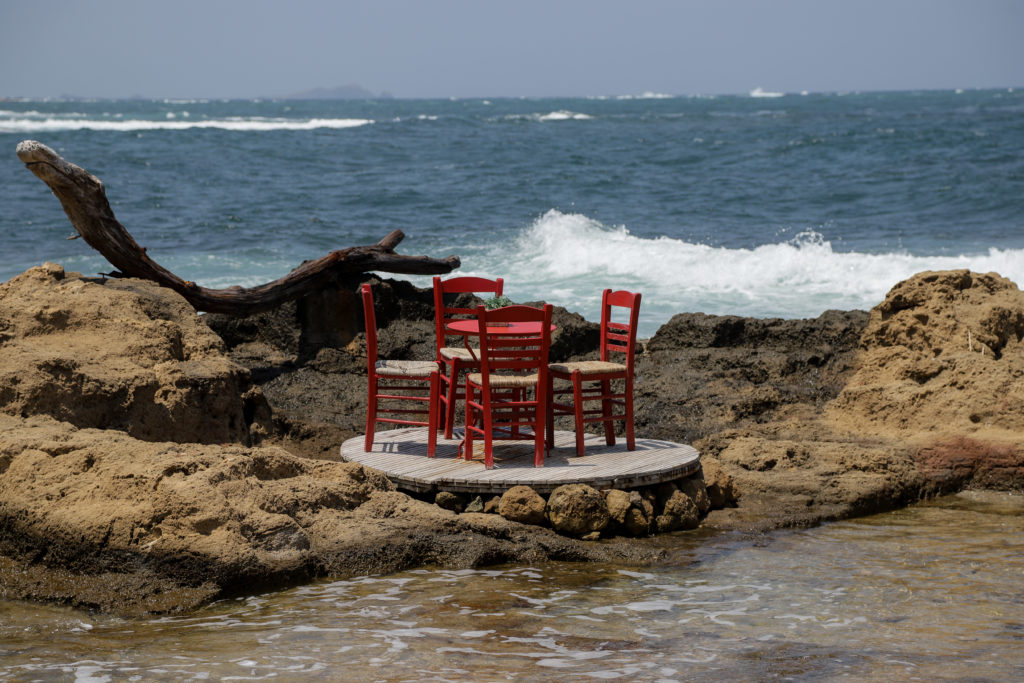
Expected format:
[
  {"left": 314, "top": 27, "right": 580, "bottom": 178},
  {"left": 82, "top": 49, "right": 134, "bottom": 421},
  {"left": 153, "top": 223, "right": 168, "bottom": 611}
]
[
  {"left": 750, "top": 87, "right": 785, "bottom": 98},
  {"left": 0, "top": 116, "right": 373, "bottom": 133},
  {"left": 505, "top": 111, "right": 593, "bottom": 122},
  {"left": 462, "top": 210, "right": 1024, "bottom": 336}
]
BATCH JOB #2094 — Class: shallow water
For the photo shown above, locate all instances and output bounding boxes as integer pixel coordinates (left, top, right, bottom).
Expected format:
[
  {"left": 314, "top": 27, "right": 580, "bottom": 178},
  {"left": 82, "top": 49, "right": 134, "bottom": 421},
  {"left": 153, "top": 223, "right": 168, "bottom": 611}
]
[{"left": 2, "top": 491, "right": 1022, "bottom": 681}]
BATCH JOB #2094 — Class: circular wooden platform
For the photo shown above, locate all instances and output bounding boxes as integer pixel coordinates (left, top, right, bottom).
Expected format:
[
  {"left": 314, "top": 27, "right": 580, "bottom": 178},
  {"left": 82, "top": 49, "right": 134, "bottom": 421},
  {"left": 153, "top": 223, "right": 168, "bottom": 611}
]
[{"left": 340, "top": 427, "right": 701, "bottom": 494}]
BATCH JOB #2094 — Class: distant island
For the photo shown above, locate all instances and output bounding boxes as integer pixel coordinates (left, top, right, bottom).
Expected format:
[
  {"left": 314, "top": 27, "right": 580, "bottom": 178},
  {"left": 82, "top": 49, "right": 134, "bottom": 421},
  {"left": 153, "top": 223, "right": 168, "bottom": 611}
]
[{"left": 284, "top": 84, "right": 393, "bottom": 100}]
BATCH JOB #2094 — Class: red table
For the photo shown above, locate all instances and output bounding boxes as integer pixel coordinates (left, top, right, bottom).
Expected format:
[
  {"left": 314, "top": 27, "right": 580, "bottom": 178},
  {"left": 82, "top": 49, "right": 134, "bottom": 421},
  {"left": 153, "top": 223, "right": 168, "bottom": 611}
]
[{"left": 446, "top": 319, "right": 550, "bottom": 335}]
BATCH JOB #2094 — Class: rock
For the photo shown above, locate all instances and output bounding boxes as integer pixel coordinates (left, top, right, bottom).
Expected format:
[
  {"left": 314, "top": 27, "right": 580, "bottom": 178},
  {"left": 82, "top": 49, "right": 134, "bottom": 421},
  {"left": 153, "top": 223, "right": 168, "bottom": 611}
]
[
  {"left": 464, "top": 496, "right": 484, "bottom": 513},
  {"left": 677, "top": 475, "right": 711, "bottom": 515},
  {"left": 605, "top": 489, "right": 653, "bottom": 537},
  {"left": 434, "top": 491, "right": 464, "bottom": 512},
  {"left": 637, "top": 309, "right": 869, "bottom": 444},
  {"left": 827, "top": 270, "right": 1024, "bottom": 439},
  {"left": 655, "top": 490, "right": 700, "bottom": 533},
  {"left": 483, "top": 496, "right": 501, "bottom": 514},
  {"left": 546, "top": 484, "right": 610, "bottom": 537},
  {"left": 0, "top": 265, "right": 264, "bottom": 445},
  {"left": 605, "top": 489, "right": 633, "bottom": 524},
  {"left": 0, "top": 413, "right": 653, "bottom": 614},
  {"left": 498, "top": 486, "right": 547, "bottom": 525},
  {"left": 699, "top": 458, "right": 738, "bottom": 508},
  {"left": 913, "top": 435, "right": 1024, "bottom": 492}
]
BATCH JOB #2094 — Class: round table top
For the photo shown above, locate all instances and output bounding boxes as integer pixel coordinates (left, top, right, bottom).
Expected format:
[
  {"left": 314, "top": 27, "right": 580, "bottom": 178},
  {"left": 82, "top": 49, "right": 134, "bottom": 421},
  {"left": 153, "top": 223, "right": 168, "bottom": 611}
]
[{"left": 446, "top": 319, "right": 555, "bottom": 335}]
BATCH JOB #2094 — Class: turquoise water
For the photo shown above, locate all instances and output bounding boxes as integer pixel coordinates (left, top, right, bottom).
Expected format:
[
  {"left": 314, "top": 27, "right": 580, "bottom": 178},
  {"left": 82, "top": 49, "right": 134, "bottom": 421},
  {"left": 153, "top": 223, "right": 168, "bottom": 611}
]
[
  {"left": 3, "top": 90, "right": 1024, "bottom": 335},
  {"left": 1, "top": 492, "right": 1021, "bottom": 680}
]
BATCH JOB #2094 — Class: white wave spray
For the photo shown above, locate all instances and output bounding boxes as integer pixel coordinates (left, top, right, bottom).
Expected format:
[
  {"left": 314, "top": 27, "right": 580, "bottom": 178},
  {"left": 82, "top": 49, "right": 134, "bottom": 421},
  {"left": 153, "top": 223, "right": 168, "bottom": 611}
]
[
  {"left": 0, "top": 116, "right": 373, "bottom": 133},
  {"left": 457, "top": 210, "right": 1024, "bottom": 337}
]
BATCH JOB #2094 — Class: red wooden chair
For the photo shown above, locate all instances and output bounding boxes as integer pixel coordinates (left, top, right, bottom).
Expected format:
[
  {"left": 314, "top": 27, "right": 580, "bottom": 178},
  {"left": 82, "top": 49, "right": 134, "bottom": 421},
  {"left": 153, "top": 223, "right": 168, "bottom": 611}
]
[
  {"left": 546, "top": 289, "right": 641, "bottom": 457},
  {"left": 362, "top": 283, "right": 440, "bottom": 456},
  {"left": 432, "top": 275, "right": 504, "bottom": 438},
  {"left": 464, "top": 304, "right": 552, "bottom": 469}
]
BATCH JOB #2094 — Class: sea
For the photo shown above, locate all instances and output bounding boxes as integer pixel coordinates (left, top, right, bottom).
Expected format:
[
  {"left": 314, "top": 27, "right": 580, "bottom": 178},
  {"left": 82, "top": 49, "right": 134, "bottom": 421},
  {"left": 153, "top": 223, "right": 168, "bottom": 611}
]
[{"left": 3, "top": 88, "right": 1023, "bottom": 337}]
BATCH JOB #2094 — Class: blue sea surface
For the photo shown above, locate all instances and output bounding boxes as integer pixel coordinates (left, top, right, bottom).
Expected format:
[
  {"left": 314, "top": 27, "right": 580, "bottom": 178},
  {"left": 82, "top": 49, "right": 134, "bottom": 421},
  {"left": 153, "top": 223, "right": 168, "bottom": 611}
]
[{"left": 3, "top": 90, "right": 1023, "bottom": 335}]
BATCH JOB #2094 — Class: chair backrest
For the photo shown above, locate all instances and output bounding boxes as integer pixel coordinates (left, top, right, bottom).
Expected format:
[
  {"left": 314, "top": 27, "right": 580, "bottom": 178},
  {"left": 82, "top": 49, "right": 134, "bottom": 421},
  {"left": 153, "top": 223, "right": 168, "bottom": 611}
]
[
  {"left": 475, "top": 304, "right": 552, "bottom": 387},
  {"left": 599, "top": 289, "right": 642, "bottom": 372},
  {"left": 360, "top": 284, "right": 379, "bottom": 374},
  {"left": 432, "top": 276, "right": 504, "bottom": 354}
]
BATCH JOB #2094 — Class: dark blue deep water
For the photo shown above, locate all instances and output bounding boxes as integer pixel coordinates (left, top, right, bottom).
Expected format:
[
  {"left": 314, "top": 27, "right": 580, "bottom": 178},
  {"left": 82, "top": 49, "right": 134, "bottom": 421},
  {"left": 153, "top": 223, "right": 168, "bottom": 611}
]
[{"left": 3, "top": 89, "right": 1023, "bottom": 334}]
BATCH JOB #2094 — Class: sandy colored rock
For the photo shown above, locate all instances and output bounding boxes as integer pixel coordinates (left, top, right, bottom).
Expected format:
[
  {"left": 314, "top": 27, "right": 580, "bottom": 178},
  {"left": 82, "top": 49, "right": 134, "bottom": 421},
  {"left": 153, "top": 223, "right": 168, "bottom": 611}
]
[
  {"left": 546, "top": 484, "right": 610, "bottom": 537},
  {"left": 826, "top": 270, "right": 1024, "bottom": 438},
  {"left": 655, "top": 490, "right": 699, "bottom": 533},
  {"left": 0, "top": 413, "right": 651, "bottom": 613},
  {"left": 605, "top": 489, "right": 653, "bottom": 537},
  {"left": 498, "top": 486, "right": 547, "bottom": 526},
  {"left": 699, "top": 458, "right": 738, "bottom": 509},
  {"left": 0, "top": 264, "right": 265, "bottom": 444},
  {"left": 677, "top": 474, "right": 711, "bottom": 514}
]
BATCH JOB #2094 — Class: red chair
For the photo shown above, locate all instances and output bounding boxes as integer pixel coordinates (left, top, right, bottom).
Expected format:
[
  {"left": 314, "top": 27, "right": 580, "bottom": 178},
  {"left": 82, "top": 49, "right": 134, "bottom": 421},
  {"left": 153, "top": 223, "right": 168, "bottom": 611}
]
[
  {"left": 432, "top": 276, "right": 504, "bottom": 438},
  {"left": 464, "top": 304, "right": 552, "bottom": 469},
  {"left": 547, "top": 289, "right": 641, "bottom": 457},
  {"left": 362, "top": 283, "right": 440, "bottom": 456}
]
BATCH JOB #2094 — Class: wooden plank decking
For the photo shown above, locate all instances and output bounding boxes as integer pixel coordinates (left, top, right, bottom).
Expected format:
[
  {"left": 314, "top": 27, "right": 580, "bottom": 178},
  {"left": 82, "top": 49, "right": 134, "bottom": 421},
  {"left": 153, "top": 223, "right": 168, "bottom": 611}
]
[{"left": 340, "top": 427, "right": 701, "bottom": 494}]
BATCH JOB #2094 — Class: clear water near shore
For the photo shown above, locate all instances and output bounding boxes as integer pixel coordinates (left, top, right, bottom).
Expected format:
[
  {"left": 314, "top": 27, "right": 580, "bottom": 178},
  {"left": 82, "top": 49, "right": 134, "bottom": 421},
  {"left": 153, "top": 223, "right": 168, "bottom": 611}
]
[
  {"left": 3, "top": 89, "right": 1024, "bottom": 336},
  {"left": 2, "top": 492, "right": 1022, "bottom": 680}
]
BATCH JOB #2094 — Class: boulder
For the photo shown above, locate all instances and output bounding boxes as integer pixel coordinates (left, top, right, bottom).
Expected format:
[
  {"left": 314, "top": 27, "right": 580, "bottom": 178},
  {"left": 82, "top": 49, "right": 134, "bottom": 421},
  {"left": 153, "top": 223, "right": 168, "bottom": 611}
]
[
  {"left": 605, "top": 489, "right": 653, "bottom": 537},
  {"left": 655, "top": 490, "right": 700, "bottom": 533},
  {"left": 677, "top": 474, "right": 711, "bottom": 515},
  {"left": 498, "top": 486, "right": 547, "bottom": 526},
  {"left": 698, "top": 458, "right": 738, "bottom": 508},
  {"left": 546, "top": 484, "right": 610, "bottom": 537}
]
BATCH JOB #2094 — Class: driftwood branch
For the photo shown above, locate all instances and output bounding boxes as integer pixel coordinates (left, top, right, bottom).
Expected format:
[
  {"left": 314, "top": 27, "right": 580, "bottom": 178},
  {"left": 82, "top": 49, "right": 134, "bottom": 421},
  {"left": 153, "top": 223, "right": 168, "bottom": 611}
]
[{"left": 16, "top": 140, "right": 460, "bottom": 315}]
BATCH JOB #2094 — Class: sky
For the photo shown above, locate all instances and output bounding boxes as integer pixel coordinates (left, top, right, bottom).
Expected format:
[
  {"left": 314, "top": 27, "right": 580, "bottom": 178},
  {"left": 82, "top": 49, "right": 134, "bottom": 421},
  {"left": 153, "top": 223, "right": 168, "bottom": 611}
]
[{"left": 1, "top": 0, "right": 1021, "bottom": 99}]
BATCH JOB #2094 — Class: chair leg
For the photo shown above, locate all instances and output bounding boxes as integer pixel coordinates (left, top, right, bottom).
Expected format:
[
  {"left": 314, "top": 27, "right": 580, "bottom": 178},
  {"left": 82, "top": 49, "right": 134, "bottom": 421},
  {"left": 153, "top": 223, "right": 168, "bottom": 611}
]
[
  {"left": 601, "top": 379, "right": 616, "bottom": 446},
  {"left": 482, "top": 387, "right": 494, "bottom": 469},
  {"left": 427, "top": 371, "right": 439, "bottom": 458},
  {"left": 545, "top": 374, "right": 555, "bottom": 451},
  {"left": 463, "top": 378, "right": 473, "bottom": 461},
  {"left": 535, "top": 383, "right": 547, "bottom": 467},
  {"left": 364, "top": 378, "right": 378, "bottom": 452},
  {"left": 625, "top": 376, "right": 636, "bottom": 451},
  {"left": 571, "top": 370, "right": 585, "bottom": 457},
  {"left": 444, "top": 360, "right": 460, "bottom": 440}
]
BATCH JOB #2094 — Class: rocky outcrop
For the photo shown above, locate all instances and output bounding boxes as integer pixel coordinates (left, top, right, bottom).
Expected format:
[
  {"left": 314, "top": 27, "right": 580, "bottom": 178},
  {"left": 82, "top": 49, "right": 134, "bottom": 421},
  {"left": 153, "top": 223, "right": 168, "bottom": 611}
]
[
  {"left": 692, "top": 271, "right": 1024, "bottom": 529},
  {"left": 2, "top": 264, "right": 1022, "bottom": 615},
  {"left": 0, "top": 264, "right": 268, "bottom": 445},
  {"left": 0, "top": 413, "right": 653, "bottom": 614},
  {"left": 826, "top": 270, "right": 1024, "bottom": 438},
  {"left": 636, "top": 309, "right": 869, "bottom": 444}
]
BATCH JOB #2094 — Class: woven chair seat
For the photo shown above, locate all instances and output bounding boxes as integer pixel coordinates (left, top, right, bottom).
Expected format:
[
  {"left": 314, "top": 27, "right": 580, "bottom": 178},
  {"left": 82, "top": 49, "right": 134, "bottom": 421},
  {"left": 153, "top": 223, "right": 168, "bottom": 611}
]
[
  {"left": 440, "top": 346, "right": 479, "bottom": 362},
  {"left": 375, "top": 359, "right": 439, "bottom": 377},
  {"left": 467, "top": 372, "right": 539, "bottom": 389},
  {"left": 549, "top": 360, "right": 626, "bottom": 376}
]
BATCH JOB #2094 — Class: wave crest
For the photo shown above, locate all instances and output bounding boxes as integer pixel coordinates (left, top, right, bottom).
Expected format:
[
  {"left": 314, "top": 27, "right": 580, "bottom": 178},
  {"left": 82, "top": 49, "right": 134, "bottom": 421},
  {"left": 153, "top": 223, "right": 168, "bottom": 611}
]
[
  {"left": 0, "top": 116, "right": 373, "bottom": 133},
  {"left": 473, "top": 210, "right": 1024, "bottom": 335}
]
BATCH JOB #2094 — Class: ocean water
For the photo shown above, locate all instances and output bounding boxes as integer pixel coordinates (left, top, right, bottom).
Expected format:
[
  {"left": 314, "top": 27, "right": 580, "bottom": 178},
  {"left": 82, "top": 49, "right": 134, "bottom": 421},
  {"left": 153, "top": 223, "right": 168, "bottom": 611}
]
[{"left": 3, "top": 89, "right": 1023, "bottom": 335}]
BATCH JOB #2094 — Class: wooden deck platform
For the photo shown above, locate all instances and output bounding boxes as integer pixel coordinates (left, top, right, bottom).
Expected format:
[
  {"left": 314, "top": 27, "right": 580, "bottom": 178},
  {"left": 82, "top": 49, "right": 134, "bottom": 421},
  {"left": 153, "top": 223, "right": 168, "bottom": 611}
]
[{"left": 340, "top": 427, "right": 701, "bottom": 494}]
